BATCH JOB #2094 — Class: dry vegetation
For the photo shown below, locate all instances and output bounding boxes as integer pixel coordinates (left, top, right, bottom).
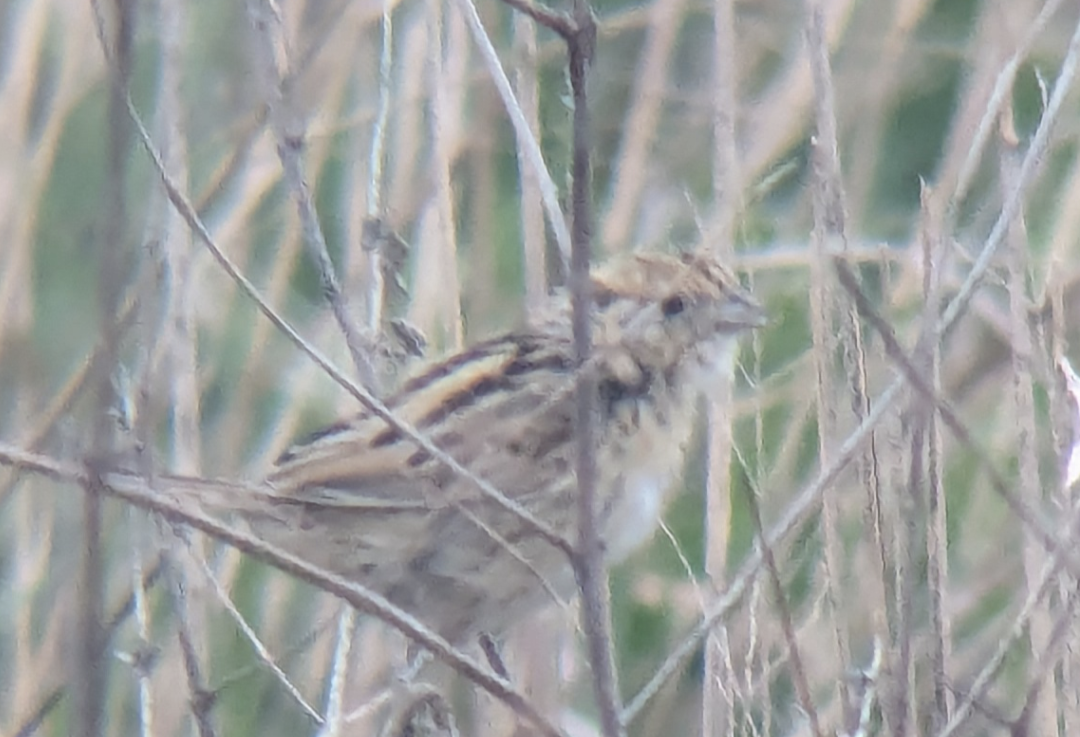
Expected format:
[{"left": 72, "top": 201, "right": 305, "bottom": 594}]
[{"left": 2, "top": 0, "right": 1080, "bottom": 735}]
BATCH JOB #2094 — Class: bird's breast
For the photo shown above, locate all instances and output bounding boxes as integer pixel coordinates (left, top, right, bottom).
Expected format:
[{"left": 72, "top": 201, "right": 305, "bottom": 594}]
[
  {"left": 598, "top": 385, "right": 697, "bottom": 563},
  {"left": 603, "top": 471, "right": 672, "bottom": 562}
]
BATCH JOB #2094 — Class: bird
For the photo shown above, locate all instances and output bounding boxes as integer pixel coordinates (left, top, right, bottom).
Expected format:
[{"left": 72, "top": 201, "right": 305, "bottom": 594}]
[{"left": 162, "top": 250, "right": 765, "bottom": 642}]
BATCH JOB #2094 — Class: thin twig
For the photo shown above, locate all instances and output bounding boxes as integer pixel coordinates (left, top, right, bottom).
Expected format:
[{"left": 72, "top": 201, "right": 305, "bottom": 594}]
[
  {"left": 154, "top": 3, "right": 214, "bottom": 732},
  {"left": 513, "top": 11, "right": 547, "bottom": 312},
  {"left": 455, "top": 0, "right": 571, "bottom": 266},
  {"left": 0, "top": 286, "right": 140, "bottom": 507},
  {"left": 175, "top": 590, "right": 218, "bottom": 737},
  {"left": 423, "top": 0, "right": 464, "bottom": 348},
  {"left": 742, "top": 473, "right": 823, "bottom": 735},
  {"left": 938, "top": 501, "right": 1080, "bottom": 737},
  {"left": 623, "top": 379, "right": 900, "bottom": 725},
  {"left": 84, "top": 2, "right": 138, "bottom": 735},
  {"left": 245, "top": 0, "right": 379, "bottom": 390},
  {"left": 0, "top": 443, "right": 567, "bottom": 737},
  {"left": 804, "top": 1, "right": 853, "bottom": 729},
  {"left": 188, "top": 551, "right": 324, "bottom": 724},
  {"left": 362, "top": 0, "right": 395, "bottom": 334},
  {"left": 628, "top": 103, "right": 1080, "bottom": 714},
  {"left": 550, "top": 4, "right": 623, "bottom": 736},
  {"left": 11, "top": 557, "right": 166, "bottom": 737},
  {"left": 945, "top": 0, "right": 1069, "bottom": 223},
  {"left": 498, "top": 0, "right": 574, "bottom": 38},
  {"left": 832, "top": 258, "right": 1080, "bottom": 576},
  {"left": 1001, "top": 126, "right": 1058, "bottom": 736},
  {"left": 919, "top": 186, "right": 951, "bottom": 731},
  {"left": 1010, "top": 582, "right": 1080, "bottom": 735},
  {"left": 938, "top": 6, "right": 1080, "bottom": 340},
  {"left": 703, "top": 0, "right": 740, "bottom": 730},
  {"left": 123, "top": 93, "right": 573, "bottom": 558},
  {"left": 319, "top": 607, "right": 357, "bottom": 737},
  {"left": 600, "top": 0, "right": 686, "bottom": 251}
]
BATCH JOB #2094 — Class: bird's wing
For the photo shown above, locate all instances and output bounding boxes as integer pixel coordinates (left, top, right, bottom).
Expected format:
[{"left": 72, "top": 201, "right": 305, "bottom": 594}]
[{"left": 266, "top": 331, "right": 577, "bottom": 511}]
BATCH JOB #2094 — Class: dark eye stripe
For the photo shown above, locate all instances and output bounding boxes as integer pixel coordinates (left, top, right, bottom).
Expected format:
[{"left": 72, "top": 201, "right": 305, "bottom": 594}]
[
  {"left": 593, "top": 286, "right": 618, "bottom": 308},
  {"left": 661, "top": 295, "right": 686, "bottom": 317}
]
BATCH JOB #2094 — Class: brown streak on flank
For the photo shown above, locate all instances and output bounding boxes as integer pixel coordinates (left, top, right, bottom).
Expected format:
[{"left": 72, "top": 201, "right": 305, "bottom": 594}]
[
  {"left": 382, "top": 335, "right": 574, "bottom": 453},
  {"left": 412, "top": 335, "right": 573, "bottom": 430},
  {"left": 281, "top": 342, "right": 515, "bottom": 460},
  {"left": 503, "top": 346, "right": 573, "bottom": 376},
  {"left": 281, "top": 336, "right": 567, "bottom": 462},
  {"left": 271, "top": 440, "right": 415, "bottom": 491},
  {"left": 368, "top": 345, "right": 519, "bottom": 448},
  {"left": 277, "top": 419, "right": 355, "bottom": 464},
  {"left": 389, "top": 336, "right": 520, "bottom": 404},
  {"left": 527, "top": 410, "right": 572, "bottom": 459},
  {"left": 418, "top": 373, "right": 515, "bottom": 429},
  {"left": 369, "top": 426, "right": 403, "bottom": 449}
]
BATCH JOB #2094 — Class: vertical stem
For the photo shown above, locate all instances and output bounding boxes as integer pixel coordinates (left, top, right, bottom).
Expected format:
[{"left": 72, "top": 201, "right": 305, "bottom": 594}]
[
  {"left": 565, "top": 6, "right": 622, "bottom": 737},
  {"left": 804, "top": 1, "right": 853, "bottom": 727},
  {"left": 513, "top": 12, "right": 547, "bottom": 312},
  {"left": 704, "top": 0, "right": 739, "bottom": 733},
  {"left": 246, "top": 0, "right": 377, "bottom": 388},
  {"left": 1004, "top": 131, "right": 1059, "bottom": 737},
  {"left": 919, "top": 189, "right": 951, "bottom": 732},
  {"left": 427, "top": 0, "right": 464, "bottom": 349},
  {"left": 362, "top": 0, "right": 395, "bottom": 335},
  {"left": 82, "top": 2, "right": 137, "bottom": 736}
]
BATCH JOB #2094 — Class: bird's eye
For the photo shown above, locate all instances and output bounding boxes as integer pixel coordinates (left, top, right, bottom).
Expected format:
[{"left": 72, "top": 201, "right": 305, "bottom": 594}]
[{"left": 661, "top": 295, "right": 686, "bottom": 317}]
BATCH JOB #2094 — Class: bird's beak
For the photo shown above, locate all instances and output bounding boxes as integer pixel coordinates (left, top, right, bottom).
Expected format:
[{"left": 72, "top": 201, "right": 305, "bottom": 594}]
[{"left": 722, "top": 292, "right": 768, "bottom": 330}]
